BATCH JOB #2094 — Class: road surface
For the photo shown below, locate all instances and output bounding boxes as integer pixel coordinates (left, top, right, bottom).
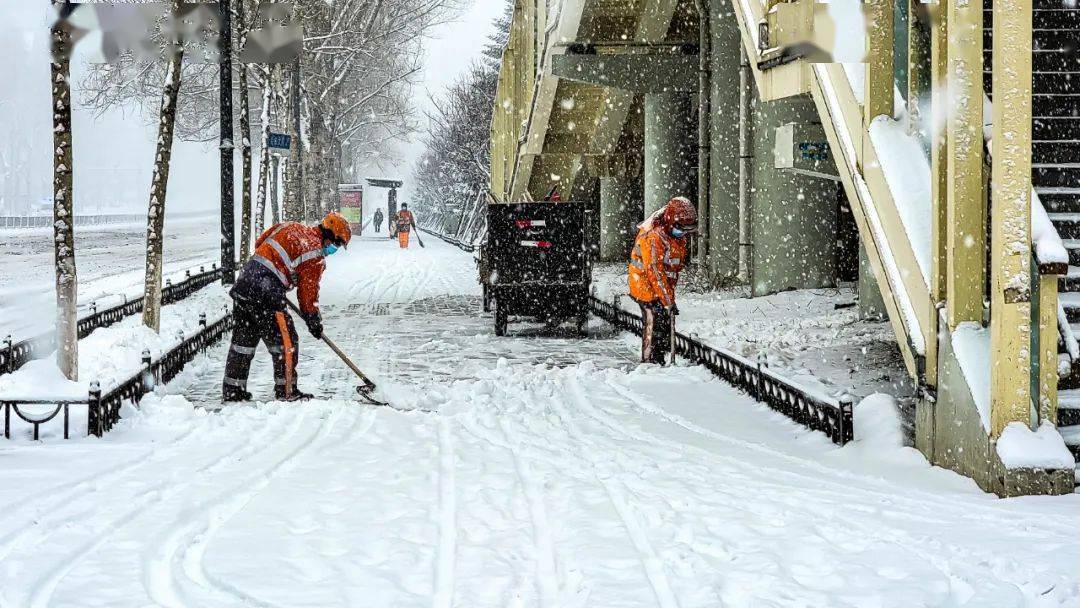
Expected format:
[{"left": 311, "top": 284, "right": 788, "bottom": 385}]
[{"left": 2, "top": 235, "right": 1080, "bottom": 607}]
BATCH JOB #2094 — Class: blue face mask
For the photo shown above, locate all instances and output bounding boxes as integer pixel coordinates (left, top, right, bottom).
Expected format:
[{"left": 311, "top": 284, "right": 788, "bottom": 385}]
[
  {"left": 323, "top": 243, "right": 339, "bottom": 256},
  {"left": 671, "top": 228, "right": 687, "bottom": 238}
]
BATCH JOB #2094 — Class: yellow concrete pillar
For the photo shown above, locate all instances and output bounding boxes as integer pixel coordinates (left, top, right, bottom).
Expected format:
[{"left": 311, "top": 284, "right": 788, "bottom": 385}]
[
  {"left": 1038, "top": 274, "right": 1059, "bottom": 425},
  {"left": 989, "top": 0, "right": 1034, "bottom": 436},
  {"left": 864, "top": 0, "right": 894, "bottom": 128},
  {"left": 944, "top": 0, "right": 985, "bottom": 328},
  {"left": 926, "top": 0, "right": 948, "bottom": 386}
]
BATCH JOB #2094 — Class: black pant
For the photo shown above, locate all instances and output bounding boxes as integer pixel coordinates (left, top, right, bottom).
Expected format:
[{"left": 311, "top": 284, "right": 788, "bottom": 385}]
[
  {"left": 639, "top": 300, "right": 672, "bottom": 364},
  {"left": 223, "top": 297, "right": 300, "bottom": 399},
  {"left": 375, "top": 221, "right": 382, "bottom": 232}
]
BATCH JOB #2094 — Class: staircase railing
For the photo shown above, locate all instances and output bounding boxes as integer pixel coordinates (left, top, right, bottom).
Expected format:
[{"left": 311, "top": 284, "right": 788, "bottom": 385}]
[{"left": 0, "top": 264, "right": 222, "bottom": 376}]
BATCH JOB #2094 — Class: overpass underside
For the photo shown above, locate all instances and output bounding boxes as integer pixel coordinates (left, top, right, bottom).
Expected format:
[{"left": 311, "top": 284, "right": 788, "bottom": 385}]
[{"left": 492, "top": 0, "right": 1080, "bottom": 496}]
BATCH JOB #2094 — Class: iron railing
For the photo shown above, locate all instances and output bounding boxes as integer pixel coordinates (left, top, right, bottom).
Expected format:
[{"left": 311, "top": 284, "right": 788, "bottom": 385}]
[
  {"left": 3, "top": 311, "right": 233, "bottom": 439},
  {"left": 589, "top": 295, "right": 854, "bottom": 445},
  {"left": 418, "top": 227, "right": 476, "bottom": 252},
  {"left": 0, "top": 264, "right": 222, "bottom": 376}
]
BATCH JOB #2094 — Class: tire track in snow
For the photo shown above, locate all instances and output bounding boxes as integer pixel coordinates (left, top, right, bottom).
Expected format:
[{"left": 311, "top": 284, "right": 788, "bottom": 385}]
[
  {"left": 599, "top": 375, "right": 1075, "bottom": 531},
  {"left": 589, "top": 375, "right": 1079, "bottom": 602},
  {"left": 557, "top": 375, "right": 681, "bottom": 608},
  {"left": 0, "top": 425, "right": 201, "bottom": 559},
  {"left": 146, "top": 405, "right": 348, "bottom": 608},
  {"left": 22, "top": 407, "right": 297, "bottom": 608},
  {"left": 433, "top": 416, "right": 457, "bottom": 608},
  {"left": 496, "top": 416, "right": 561, "bottom": 608}
]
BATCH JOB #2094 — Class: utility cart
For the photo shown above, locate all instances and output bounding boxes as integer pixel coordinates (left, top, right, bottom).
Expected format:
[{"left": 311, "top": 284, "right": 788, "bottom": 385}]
[{"left": 484, "top": 202, "right": 592, "bottom": 336}]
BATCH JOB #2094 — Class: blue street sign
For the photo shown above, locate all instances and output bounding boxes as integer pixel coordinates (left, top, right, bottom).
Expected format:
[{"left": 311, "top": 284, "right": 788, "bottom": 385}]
[{"left": 268, "top": 132, "right": 291, "bottom": 150}]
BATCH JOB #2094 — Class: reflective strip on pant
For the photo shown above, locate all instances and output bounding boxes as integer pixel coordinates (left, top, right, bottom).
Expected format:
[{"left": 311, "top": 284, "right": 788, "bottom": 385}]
[
  {"left": 224, "top": 376, "right": 247, "bottom": 389},
  {"left": 231, "top": 344, "right": 256, "bottom": 356},
  {"left": 275, "top": 311, "right": 294, "bottom": 398}
]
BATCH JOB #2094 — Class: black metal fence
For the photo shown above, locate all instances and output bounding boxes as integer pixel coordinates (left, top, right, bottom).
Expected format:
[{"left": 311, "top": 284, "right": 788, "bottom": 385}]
[
  {"left": 589, "top": 296, "right": 854, "bottom": 445},
  {"left": 0, "top": 211, "right": 214, "bottom": 229},
  {"left": 418, "top": 227, "right": 476, "bottom": 252},
  {"left": 0, "top": 264, "right": 222, "bottom": 376},
  {"left": 3, "top": 311, "right": 233, "bottom": 440}
]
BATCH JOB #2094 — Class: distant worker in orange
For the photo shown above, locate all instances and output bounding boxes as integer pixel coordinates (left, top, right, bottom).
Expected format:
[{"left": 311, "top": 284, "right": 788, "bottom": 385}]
[
  {"left": 395, "top": 203, "right": 417, "bottom": 249},
  {"left": 628, "top": 196, "right": 698, "bottom": 364},
  {"left": 222, "top": 211, "right": 352, "bottom": 402}
]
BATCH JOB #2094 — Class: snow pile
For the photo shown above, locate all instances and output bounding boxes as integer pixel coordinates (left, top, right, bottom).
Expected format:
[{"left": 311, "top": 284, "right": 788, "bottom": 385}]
[
  {"left": 996, "top": 422, "right": 1075, "bottom": 470},
  {"left": 868, "top": 115, "right": 931, "bottom": 284},
  {"left": 951, "top": 322, "right": 991, "bottom": 432},
  {"left": 852, "top": 393, "right": 905, "bottom": 450},
  {"left": 1032, "top": 195, "right": 1069, "bottom": 265}
]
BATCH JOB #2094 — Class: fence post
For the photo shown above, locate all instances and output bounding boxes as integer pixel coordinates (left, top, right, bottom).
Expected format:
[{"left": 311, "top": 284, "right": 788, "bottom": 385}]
[
  {"left": 838, "top": 393, "right": 855, "bottom": 445},
  {"left": 200, "top": 265, "right": 205, "bottom": 273},
  {"left": 756, "top": 351, "right": 768, "bottom": 401},
  {"left": 89, "top": 301, "right": 97, "bottom": 316},
  {"left": 88, "top": 381, "right": 102, "bottom": 437},
  {"left": 199, "top": 313, "right": 207, "bottom": 328},
  {"left": 186, "top": 269, "right": 192, "bottom": 279}
]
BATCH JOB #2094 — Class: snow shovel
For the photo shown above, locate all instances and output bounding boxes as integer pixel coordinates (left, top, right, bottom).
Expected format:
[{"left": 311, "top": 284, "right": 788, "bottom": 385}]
[
  {"left": 284, "top": 299, "right": 388, "bottom": 406},
  {"left": 668, "top": 307, "right": 676, "bottom": 367},
  {"left": 413, "top": 227, "right": 425, "bottom": 248}
]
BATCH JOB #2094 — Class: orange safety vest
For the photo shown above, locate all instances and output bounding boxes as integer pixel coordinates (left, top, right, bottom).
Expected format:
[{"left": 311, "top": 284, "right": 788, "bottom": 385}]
[
  {"left": 251, "top": 222, "right": 326, "bottom": 314},
  {"left": 396, "top": 210, "right": 415, "bottom": 232},
  {"left": 628, "top": 227, "right": 686, "bottom": 308}
]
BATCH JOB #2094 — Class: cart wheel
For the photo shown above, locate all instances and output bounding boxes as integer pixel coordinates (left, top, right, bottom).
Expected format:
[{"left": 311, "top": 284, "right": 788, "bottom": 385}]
[{"left": 495, "top": 301, "right": 508, "bottom": 336}]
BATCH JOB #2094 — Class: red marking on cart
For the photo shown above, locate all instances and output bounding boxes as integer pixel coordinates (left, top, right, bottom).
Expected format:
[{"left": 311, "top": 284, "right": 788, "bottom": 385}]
[
  {"left": 520, "top": 240, "right": 552, "bottom": 249},
  {"left": 515, "top": 219, "right": 547, "bottom": 229}
]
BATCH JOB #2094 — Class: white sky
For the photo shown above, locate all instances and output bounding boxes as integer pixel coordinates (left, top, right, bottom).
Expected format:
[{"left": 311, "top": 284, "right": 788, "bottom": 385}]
[{"left": 0, "top": 0, "right": 505, "bottom": 218}]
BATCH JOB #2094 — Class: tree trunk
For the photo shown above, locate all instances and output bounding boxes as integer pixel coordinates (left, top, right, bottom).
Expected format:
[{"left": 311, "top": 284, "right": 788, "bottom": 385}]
[
  {"left": 141, "top": 30, "right": 184, "bottom": 332},
  {"left": 254, "top": 67, "right": 272, "bottom": 237},
  {"left": 237, "top": 0, "right": 252, "bottom": 263},
  {"left": 271, "top": 156, "right": 281, "bottom": 224},
  {"left": 284, "top": 59, "right": 303, "bottom": 220},
  {"left": 51, "top": 6, "right": 78, "bottom": 380}
]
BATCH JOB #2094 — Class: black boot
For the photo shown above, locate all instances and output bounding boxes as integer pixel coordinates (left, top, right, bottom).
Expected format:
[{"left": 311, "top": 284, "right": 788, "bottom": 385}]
[
  {"left": 222, "top": 388, "right": 253, "bottom": 403},
  {"left": 280, "top": 389, "right": 314, "bottom": 402}
]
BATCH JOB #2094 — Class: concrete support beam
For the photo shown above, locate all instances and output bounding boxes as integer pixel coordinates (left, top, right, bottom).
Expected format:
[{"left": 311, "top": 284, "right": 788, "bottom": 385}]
[
  {"left": 644, "top": 92, "right": 695, "bottom": 218},
  {"left": 859, "top": 242, "right": 886, "bottom": 319},
  {"left": 552, "top": 53, "right": 698, "bottom": 94},
  {"left": 599, "top": 174, "right": 642, "bottom": 261},
  {"left": 863, "top": 0, "right": 895, "bottom": 128},
  {"left": 944, "top": 0, "right": 985, "bottom": 328},
  {"left": 927, "top": 0, "right": 948, "bottom": 388},
  {"left": 989, "top": 0, "right": 1033, "bottom": 436}
]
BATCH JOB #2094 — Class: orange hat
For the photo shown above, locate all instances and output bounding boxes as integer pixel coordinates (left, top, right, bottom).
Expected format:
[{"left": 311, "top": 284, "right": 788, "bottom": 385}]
[
  {"left": 660, "top": 196, "right": 698, "bottom": 228},
  {"left": 321, "top": 211, "right": 352, "bottom": 248}
]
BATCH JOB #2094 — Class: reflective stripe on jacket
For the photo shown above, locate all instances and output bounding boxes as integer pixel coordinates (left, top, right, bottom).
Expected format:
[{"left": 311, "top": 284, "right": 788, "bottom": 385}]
[
  {"left": 250, "top": 222, "right": 325, "bottom": 314},
  {"left": 396, "top": 210, "right": 415, "bottom": 232},
  {"left": 628, "top": 227, "right": 686, "bottom": 308}
]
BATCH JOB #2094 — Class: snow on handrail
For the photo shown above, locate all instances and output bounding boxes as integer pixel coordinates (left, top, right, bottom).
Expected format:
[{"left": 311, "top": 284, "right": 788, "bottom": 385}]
[
  {"left": 2, "top": 311, "right": 232, "bottom": 440},
  {"left": 0, "top": 263, "right": 223, "bottom": 376}
]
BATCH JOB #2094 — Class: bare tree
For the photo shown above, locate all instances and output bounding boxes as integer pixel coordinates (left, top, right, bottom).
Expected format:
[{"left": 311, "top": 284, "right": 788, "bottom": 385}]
[
  {"left": 142, "top": 0, "right": 184, "bottom": 332},
  {"left": 51, "top": 1, "right": 78, "bottom": 379},
  {"left": 254, "top": 65, "right": 273, "bottom": 236},
  {"left": 237, "top": 0, "right": 253, "bottom": 262}
]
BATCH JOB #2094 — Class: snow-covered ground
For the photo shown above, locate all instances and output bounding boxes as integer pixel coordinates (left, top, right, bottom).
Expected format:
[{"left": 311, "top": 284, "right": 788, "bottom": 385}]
[
  {"left": 2, "top": 236, "right": 1080, "bottom": 607},
  {"left": 0, "top": 214, "right": 220, "bottom": 339}
]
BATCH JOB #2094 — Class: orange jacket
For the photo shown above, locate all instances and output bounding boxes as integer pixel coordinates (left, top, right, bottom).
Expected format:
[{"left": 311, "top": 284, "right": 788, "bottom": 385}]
[
  {"left": 628, "top": 227, "right": 686, "bottom": 308},
  {"left": 396, "top": 209, "right": 415, "bottom": 232},
  {"left": 251, "top": 222, "right": 325, "bottom": 314}
]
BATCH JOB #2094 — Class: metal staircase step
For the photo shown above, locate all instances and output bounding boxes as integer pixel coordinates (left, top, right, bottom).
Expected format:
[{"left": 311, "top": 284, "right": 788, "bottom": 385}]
[
  {"left": 1033, "top": 164, "right": 1080, "bottom": 188},
  {"left": 1035, "top": 116, "right": 1080, "bottom": 138},
  {"left": 1035, "top": 141, "right": 1080, "bottom": 164},
  {"left": 1034, "top": 95, "right": 1080, "bottom": 117},
  {"left": 1059, "top": 390, "right": 1080, "bottom": 427}
]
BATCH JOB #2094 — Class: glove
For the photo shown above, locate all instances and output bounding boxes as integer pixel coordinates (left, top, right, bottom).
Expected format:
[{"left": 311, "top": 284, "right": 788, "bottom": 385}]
[
  {"left": 671, "top": 304, "right": 680, "bottom": 316},
  {"left": 302, "top": 312, "right": 323, "bottom": 339}
]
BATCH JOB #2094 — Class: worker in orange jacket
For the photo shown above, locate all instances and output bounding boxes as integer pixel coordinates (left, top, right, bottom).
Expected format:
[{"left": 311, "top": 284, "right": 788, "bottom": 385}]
[
  {"left": 222, "top": 211, "right": 352, "bottom": 402},
  {"left": 395, "top": 203, "right": 417, "bottom": 248},
  {"left": 628, "top": 196, "right": 698, "bottom": 364}
]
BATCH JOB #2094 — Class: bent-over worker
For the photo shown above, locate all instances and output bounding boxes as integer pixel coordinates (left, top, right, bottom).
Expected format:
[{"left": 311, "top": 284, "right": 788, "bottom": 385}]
[
  {"left": 222, "top": 211, "right": 352, "bottom": 402},
  {"left": 627, "top": 196, "right": 698, "bottom": 364}
]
